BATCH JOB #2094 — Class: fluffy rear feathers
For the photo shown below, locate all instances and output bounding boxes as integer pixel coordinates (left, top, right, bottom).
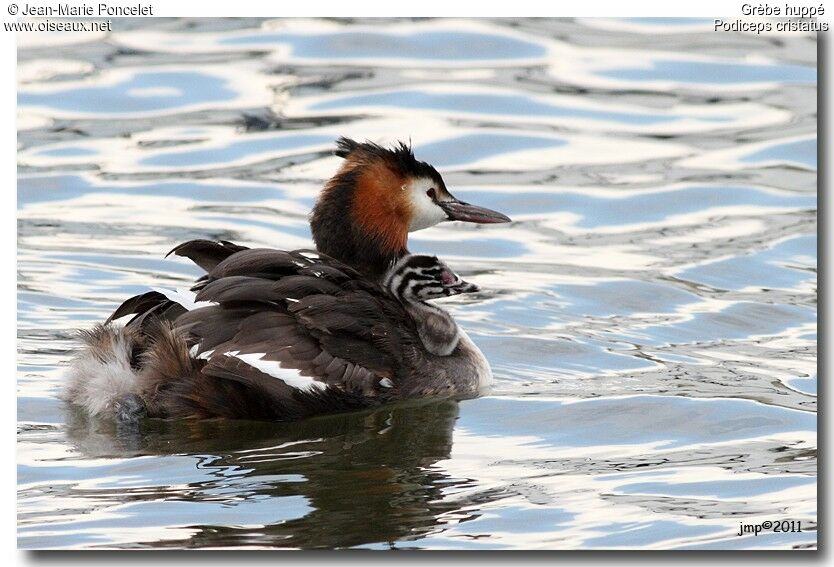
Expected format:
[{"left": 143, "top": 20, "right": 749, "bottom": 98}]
[{"left": 62, "top": 325, "right": 142, "bottom": 418}]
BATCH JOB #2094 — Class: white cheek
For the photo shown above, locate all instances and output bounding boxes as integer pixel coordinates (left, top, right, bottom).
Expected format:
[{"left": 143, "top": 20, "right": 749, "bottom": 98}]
[{"left": 408, "top": 179, "right": 448, "bottom": 232}]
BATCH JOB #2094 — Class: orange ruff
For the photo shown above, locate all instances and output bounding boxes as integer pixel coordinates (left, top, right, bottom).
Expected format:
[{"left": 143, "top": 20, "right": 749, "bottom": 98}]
[{"left": 352, "top": 161, "right": 411, "bottom": 256}]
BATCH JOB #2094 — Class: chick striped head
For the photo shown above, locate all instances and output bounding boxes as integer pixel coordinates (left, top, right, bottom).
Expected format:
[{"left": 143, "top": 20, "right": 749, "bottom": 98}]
[{"left": 383, "top": 255, "right": 479, "bottom": 301}]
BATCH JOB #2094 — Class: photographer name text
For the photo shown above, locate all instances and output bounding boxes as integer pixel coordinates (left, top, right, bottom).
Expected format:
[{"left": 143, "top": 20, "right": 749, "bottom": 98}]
[{"left": 19, "top": 2, "right": 152, "bottom": 16}]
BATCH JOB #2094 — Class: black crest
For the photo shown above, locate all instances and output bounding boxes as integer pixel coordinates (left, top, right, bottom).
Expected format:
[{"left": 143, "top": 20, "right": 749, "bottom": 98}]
[{"left": 334, "top": 137, "right": 445, "bottom": 189}]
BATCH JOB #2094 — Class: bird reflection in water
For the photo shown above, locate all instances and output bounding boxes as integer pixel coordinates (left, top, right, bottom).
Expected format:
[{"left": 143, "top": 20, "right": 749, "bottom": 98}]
[{"left": 63, "top": 398, "right": 494, "bottom": 549}]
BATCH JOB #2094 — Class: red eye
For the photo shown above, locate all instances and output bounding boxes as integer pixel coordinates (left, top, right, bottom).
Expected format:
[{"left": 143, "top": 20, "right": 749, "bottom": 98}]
[{"left": 426, "top": 188, "right": 436, "bottom": 200}]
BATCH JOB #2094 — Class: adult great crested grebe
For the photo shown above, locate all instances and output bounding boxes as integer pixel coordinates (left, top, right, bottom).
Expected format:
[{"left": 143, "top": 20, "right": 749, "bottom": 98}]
[{"left": 63, "top": 138, "right": 511, "bottom": 422}]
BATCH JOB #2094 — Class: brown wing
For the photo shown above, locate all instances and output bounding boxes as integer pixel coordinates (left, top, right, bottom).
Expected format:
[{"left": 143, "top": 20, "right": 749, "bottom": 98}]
[
  {"left": 167, "top": 239, "right": 249, "bottom": 272},
  {"left": 135, "top": 317, "right": 381, "bottom": 422},
  {"left": 111, "top": 241, "right": 427, "bottom": 417},
  {"left": 180, "top": 247, "right": 422, "bottom": 395}
]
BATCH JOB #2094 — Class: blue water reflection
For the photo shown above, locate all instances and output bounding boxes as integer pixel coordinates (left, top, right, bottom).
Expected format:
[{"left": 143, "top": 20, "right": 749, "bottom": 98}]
[
  {"left": 584, "top": 521, "right": 724, "bottom": 547},
  {"left": 36, "top": 146, "right": 97, "bottom": 157},
  {"left": 617, "top": 476, "right": 815, "bottom": 498},
  {"left": 742, "top": 138, "right": 817, "bottom": 169},
  {"left": 19, "top": 71, "right": 237, "bottom": 114},
  {"left": 459, "top": 396, "right": 816, "bottom": 449},
  {"left": 418, "top": 133, "right": 566, "bottom": 167},
  {"left": 311, "top": 89, "right": 677, "bottom": 125},
  {"left": 18, "top": 175, "right": 285, "bottom": 207},
  {"left": 681, "top": 234, "right": 816, "bottom": 291},
  {"left": 597, "top": 59, "right": 816, "bottom": 85},
  {"left": 141, "top": 133, "right": 332, "bottom": 167},
  {"left": 453, "top": 185, "right": 814, "bottom": 228},
  {"left": 222, "top": 29, "right": 546, "bottom": 61}
]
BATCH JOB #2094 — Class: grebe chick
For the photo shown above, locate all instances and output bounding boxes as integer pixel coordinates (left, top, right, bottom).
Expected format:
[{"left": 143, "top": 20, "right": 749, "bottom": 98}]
[{"left": 383, "top": 255, "right": 478, "bottom": 356}]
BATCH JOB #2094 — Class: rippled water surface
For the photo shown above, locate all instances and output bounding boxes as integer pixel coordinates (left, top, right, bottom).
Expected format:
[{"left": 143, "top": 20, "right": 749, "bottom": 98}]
[{"left": 17, "top": 18, "right": 817, "bottom": 549}]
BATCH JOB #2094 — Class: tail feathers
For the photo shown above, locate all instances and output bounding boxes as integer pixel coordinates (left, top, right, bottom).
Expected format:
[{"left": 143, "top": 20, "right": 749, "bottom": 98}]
[
  {"left": 63, "top": 320, "right": 197, "bottom": 420},
  {"left": 137, "top": 318, "right": 198, "bottom": 417},
  {"left": 167, "top": 239, "right": 248, "bottom": 273},
  {"left": 62, "top": 325, "right": 143, "bottom": 418}
]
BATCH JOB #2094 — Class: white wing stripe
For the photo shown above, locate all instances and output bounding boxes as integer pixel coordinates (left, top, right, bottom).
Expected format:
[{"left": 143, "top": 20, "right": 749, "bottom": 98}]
[
  {"left": 229, "top": 352, "right": 327, "bottom": 392},
  {"left": 152, "top": 287, "right": 214, "bottom": 312}
]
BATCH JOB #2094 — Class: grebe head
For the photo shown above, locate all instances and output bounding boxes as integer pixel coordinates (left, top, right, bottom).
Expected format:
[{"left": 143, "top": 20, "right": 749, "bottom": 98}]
[
  {"left": 383, "top": 254, "right": 479, "bottom": 302},
  {"left": 310, "top": 137, "right": 510, "bottom": 280}
]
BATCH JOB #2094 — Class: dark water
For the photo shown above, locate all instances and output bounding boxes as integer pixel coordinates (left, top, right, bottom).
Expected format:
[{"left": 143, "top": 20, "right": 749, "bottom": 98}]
[{"left": 17, "top": 18, "right": 816, "bottom": 549}]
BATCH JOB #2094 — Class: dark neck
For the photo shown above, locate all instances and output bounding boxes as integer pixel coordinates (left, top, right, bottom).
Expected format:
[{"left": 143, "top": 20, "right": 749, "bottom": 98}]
[{"left": 310, "top": 172, "right": 407, "bottom": 281}]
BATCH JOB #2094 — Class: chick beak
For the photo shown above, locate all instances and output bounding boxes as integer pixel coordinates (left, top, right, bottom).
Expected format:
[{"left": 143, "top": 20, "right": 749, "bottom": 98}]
[
  {"left": 438, "top": 198, "right": 511, "bottom": 224},
  {"left": 448, "top": 279, "right": 480, "bottom": 295}
]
